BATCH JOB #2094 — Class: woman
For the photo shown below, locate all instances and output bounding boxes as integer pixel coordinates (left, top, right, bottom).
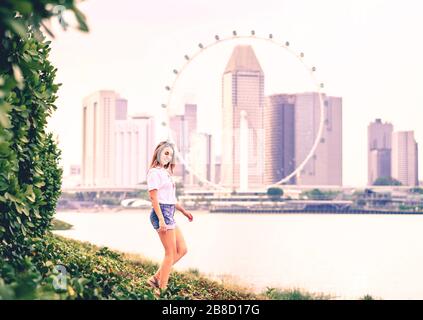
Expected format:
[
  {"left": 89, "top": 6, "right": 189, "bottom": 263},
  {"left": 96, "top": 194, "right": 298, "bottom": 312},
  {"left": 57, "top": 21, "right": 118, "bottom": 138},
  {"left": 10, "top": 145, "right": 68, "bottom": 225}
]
[{"left": 146, "top": 140, "right": 193, "bottom": 295}]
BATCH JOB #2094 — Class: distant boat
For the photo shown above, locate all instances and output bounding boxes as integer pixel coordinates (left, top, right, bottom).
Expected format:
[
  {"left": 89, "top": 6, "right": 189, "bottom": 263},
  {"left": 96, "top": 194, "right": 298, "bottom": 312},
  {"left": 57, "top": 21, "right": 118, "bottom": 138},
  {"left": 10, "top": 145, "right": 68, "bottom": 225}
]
[{"left": 121, "top": 198, "right": 151, "bottom": 208}]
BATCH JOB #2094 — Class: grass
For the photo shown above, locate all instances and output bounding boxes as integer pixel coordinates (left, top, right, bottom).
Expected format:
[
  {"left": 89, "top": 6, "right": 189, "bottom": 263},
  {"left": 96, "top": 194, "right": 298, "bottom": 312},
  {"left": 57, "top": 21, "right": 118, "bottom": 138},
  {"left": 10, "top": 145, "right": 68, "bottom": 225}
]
[
  {"left": 2, "top": 231, "right": 365, "bottom": 300},
  {"left": 38, "top": 234, "right": 340, "bottom": 300},
  {"left": 44, "top": 234, "right": 262, "bottom": 300},
  {"left": 264, "top": 287, "right": 334, "bottom": 300},
  {"left": 51, "top": 219, "right": 73, "bottom": 230}
]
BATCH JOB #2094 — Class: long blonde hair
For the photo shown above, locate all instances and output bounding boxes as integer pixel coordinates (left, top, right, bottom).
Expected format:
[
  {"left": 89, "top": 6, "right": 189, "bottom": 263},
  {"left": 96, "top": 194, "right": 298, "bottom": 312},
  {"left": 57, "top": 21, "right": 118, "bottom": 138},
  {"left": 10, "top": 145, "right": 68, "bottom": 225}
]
[{"left": 149, "top": 141, "right": 176, "bottom": 174}]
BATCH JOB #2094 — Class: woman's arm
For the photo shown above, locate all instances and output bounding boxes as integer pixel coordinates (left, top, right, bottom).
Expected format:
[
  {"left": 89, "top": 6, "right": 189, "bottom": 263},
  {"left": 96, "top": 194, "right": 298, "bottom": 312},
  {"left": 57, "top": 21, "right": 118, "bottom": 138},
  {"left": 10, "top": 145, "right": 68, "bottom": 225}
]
[
  {"left": 149, "top": 190, "right": 166, "bottom": 230},
  {"left": 175, "top": 202, "right": 187, "bottom": 214},
  {"left": 176, "top": 202, "right": 193, "bottom": 221}
]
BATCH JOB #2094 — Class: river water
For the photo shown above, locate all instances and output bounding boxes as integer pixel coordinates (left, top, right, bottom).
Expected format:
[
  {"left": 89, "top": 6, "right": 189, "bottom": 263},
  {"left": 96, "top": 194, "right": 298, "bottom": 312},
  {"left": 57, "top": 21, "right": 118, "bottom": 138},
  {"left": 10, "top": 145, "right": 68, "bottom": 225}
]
[{"left": 53, "top": 209, "right": 423, "bottom": 299}]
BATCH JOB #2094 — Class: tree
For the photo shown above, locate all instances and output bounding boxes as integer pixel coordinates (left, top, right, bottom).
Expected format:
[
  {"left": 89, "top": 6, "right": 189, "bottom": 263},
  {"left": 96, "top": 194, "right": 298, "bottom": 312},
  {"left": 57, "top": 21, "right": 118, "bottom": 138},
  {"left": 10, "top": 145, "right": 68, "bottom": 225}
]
[
  {"left": 373, "top": 177, "right": 402, "bottom": 186},
  {"left": 1, "top": 1, "right": 88, "bottom": 130},
  {"left": 300, "top": 188, "right": 339, "bottom": 200},
  {"left": 267, "top": 187, "right": 283, "bottom": 201}
]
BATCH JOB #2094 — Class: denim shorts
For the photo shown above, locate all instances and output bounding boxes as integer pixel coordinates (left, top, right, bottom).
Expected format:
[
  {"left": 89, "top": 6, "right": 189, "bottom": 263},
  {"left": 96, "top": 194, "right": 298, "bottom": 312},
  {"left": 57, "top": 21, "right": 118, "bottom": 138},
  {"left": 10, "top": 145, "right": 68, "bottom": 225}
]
[{"left": 150, "top": 203, "right": 176, "bottom": 231}]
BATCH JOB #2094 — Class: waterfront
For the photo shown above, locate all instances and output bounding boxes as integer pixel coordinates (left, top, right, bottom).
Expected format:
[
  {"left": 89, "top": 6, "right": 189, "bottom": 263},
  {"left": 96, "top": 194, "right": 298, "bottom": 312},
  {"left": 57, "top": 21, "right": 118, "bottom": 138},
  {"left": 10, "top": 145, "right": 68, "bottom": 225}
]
[{"left": 54, "top": 209, "right": 423, "bottom": 299}]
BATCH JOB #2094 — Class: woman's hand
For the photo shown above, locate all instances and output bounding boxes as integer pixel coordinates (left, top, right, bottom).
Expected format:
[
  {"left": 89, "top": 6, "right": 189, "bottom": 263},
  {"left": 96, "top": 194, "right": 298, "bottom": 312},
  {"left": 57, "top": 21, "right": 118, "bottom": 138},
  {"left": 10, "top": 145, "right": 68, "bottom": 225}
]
[
  {"left": 158, "top": 218, "right": 167, "bottom": 233},
  {"left": 176, "top": 203, "right": 193, "bottom": 222},
  {"left": 183, "top": 211, "right": 193, "bottom": 222}
]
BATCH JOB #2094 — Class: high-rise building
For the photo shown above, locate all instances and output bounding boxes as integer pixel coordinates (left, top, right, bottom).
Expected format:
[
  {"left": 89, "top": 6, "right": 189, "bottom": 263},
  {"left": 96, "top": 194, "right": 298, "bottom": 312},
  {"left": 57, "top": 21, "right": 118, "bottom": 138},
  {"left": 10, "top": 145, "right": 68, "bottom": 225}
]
[
  {"left": 294, "top": 93, "right": 342, "bottom": 186},
  {"left": 169, "top": 104, "right": 198, "bottom": 183},
  {"left": 115, "top": 98, "right": 128, "bottom": 120},
  {"left": 184, "top": 104, "right": 197, "bottom": 139},
  {"left": 221, "top": 45, "right": 264, "bottom": 190},
  {"left": 186, "top": 132, "right": 214, "bottom": 186},
  {"left": 214, "top": 155, "right": 222, "bottom": 185},
  {"left": 392, "top": 131, "right": 418, "bottom": 186},
  {"left": 367, "top": 119, "right": 393, "bottom": 185},
  {"left": 169, "top": 114, "right": 186, "bottom": 179},
  {"left": 82, "top": 90, "right": 118, "bottom": 186},
  {"left": 62, "top": 164, "right": 82, "bottom": 189},
  {"left": 70, "top": 164, "right": 81, "bottom": 176},
  {"left": 369, "top": 149, "right": 391, "bottom": 184},
  {"left": 115, "top": 113, "right": 155, "bottom": 187},
  {"left": 82, "top": 90, "right": 155, "bottom": 188},
  {"left": 264, "top": 94, "right": 296, "bottom": 185}
]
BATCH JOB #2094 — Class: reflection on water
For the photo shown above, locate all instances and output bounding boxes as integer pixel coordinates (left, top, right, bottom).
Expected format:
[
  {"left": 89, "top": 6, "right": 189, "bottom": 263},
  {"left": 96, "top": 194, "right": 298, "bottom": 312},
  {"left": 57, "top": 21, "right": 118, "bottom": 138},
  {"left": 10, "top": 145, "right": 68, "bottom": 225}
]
[{"left": 54, "top": 210, "right": 423, "bottom": 299}]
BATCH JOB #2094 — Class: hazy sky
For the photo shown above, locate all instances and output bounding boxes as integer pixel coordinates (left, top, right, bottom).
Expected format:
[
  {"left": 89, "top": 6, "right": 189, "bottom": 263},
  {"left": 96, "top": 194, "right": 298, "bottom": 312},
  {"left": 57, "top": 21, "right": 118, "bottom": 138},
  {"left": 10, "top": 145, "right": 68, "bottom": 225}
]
[{"left": 46, "top": 0, "right": 423, "bottom": 186}]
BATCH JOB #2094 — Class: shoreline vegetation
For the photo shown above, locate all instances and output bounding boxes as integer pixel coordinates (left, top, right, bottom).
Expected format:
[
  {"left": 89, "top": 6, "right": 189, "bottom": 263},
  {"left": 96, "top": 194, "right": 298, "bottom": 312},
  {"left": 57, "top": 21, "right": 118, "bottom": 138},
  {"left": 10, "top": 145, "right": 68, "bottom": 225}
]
[
  {"left": 49, "top": 219, "right": 374, "bottom": 300},
  {"left": 47, "top": 234, "right": 329, "bottom": 300}
]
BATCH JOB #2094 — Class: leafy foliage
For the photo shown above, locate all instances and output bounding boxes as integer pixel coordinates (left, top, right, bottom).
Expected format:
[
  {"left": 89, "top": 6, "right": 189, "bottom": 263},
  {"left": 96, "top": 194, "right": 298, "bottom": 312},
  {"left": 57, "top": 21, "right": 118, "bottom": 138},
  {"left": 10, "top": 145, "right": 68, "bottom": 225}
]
[
  {"left": 0, "top": 25, "right": 63, "bottom": 266},
  {"left": 372, "top": 176, "right": 402, "bottom": 186},
  {"left": 266, "top": 187, "right": 284, "bottom": 200},
  {"left": 300, "top": 188, "right": 340, "bottom": 200},
  {"left": 0, "top": 0, "right": 87, "bottom": 285}
]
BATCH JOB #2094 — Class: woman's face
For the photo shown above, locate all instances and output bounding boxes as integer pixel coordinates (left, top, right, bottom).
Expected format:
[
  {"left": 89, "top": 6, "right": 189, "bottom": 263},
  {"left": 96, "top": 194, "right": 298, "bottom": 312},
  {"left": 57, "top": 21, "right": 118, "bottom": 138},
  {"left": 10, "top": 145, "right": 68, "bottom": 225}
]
[{"left": 158, "top": 145, "right": 174, "bottom": 166}]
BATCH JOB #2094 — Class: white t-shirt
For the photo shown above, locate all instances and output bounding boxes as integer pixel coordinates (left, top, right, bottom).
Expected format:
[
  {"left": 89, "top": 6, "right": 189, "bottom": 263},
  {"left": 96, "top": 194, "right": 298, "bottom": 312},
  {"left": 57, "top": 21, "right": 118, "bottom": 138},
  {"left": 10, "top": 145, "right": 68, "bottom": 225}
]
[{"left": 146, "top": 167, "right": 177, "bottom": 204}]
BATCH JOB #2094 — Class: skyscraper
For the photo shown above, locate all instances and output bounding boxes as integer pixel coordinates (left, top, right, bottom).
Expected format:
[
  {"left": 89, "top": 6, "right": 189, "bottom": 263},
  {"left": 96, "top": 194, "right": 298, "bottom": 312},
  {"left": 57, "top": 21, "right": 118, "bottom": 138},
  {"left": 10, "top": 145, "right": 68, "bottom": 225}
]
[
  {"left": 367, "top": 118, "right": 393, "bottom": 185},
  {"left": 115, "top": 97, "right": 128, "bottom": 120},
  {"left": 264, "top": 94, "right": 296, "bottom": 185},
  {"left": 369, "top": 149, "right": 391, "bottom": 184},
  {"left": 169, "top": 104, "right": 198, "bottom": 184},
  {"left": 392, "top": 131, "right": 418, "bottom": 186},
  {"left": 82, "top": 90, "right": 155, "bottom": 188},
  {"left": 170, "top": 114, "right": 187, "bottom": 180},
  {"left": 221, "top": 45, "right": 264, "bottom": 190},
  {"left": 115, "top": 113, "right": 155, "bottom": 186},
  {"left": 294, "top": 93, "right": 342, "bottom": 186},
  {"left": 82, "top": 90, "right": 118, "bottom": 186},
  {"left": 214, "top": 155, "right": 222, "bottom": 185},
  {"left": 186, "top": 132, "right": 214, "bottom": 186}
]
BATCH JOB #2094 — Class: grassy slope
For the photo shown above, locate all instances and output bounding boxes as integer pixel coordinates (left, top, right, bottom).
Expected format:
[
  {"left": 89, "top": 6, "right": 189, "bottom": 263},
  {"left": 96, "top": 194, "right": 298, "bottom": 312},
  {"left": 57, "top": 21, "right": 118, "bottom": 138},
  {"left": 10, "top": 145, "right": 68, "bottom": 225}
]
[
  {"left": 49, "top": 219, "right": 374, "bottom": 299},
  {"left": 48, "top": 234, "right": 343, "bottom": 300},
  {"left": 51, "top": 219, "right": 73, "bottom": 231},
  {"left": 48, "top": 234, "right": 263, "bottom": 299}
]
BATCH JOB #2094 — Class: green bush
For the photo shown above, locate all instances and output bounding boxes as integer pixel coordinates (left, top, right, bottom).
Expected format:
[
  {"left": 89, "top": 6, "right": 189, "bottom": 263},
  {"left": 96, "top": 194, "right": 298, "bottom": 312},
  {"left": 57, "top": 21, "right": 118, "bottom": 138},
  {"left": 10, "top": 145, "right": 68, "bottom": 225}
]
[
  {"left": 0, "top": 24, "right": 63, "bottom": 266},
  {"left": 267, "top": 187, "right": 283, "bottom": 200},
  {"left": 300, "top": 188, "right": 340, "bottom": 200},
  {"left": 373, "top": 176, "right": 402, "bottom": 186},
  {"left": 0, "top": 0, "right": 88, "bottom": 297}
]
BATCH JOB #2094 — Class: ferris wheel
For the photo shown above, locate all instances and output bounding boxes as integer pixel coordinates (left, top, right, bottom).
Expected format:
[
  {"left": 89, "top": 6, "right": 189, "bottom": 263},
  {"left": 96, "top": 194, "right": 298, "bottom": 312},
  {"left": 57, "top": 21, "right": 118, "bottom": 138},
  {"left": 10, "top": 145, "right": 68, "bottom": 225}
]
[{"left": 160, "top": 31, "right": 326, "bottom": 191}]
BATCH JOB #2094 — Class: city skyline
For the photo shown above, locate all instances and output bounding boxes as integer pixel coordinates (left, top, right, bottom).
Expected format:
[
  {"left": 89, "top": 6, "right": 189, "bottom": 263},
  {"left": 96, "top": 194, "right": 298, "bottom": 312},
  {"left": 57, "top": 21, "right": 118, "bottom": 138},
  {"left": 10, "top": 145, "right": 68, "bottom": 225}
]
[
  {"left": 75, "top": 60, "right": 417, "bottom": 189},
  {"left": 81, "top": 90, "right": 155, "bottom": 187},
  {"left": 73, "top": 85, "right": 419, "bottom": 189},
  {"left": 368, "top": 119, "right": 419, "bottom": 186},
  {"left": 46, "top": 0, "right": 423, "bottom": 186},
  {"left": 75, "top": 47, "right": 419, "bottom": 189}
]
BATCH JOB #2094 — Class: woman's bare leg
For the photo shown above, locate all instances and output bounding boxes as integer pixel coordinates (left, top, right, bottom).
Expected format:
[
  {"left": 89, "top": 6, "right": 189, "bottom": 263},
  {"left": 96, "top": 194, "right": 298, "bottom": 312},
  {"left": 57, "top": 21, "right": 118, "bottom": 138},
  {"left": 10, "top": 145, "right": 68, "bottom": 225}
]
[
  {"left": 157, "top": 229, "right": 176, "bottom": 289},
  {"left": 154, "top": 225, "right": 187, "bottom": 281}
]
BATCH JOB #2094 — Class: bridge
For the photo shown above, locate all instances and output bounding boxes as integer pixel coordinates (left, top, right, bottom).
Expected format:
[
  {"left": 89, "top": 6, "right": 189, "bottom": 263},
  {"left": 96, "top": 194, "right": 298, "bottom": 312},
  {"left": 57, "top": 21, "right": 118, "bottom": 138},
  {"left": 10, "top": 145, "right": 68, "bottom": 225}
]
[{"left": 62, "top": 185, "right": 148, "bottom": 193}]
